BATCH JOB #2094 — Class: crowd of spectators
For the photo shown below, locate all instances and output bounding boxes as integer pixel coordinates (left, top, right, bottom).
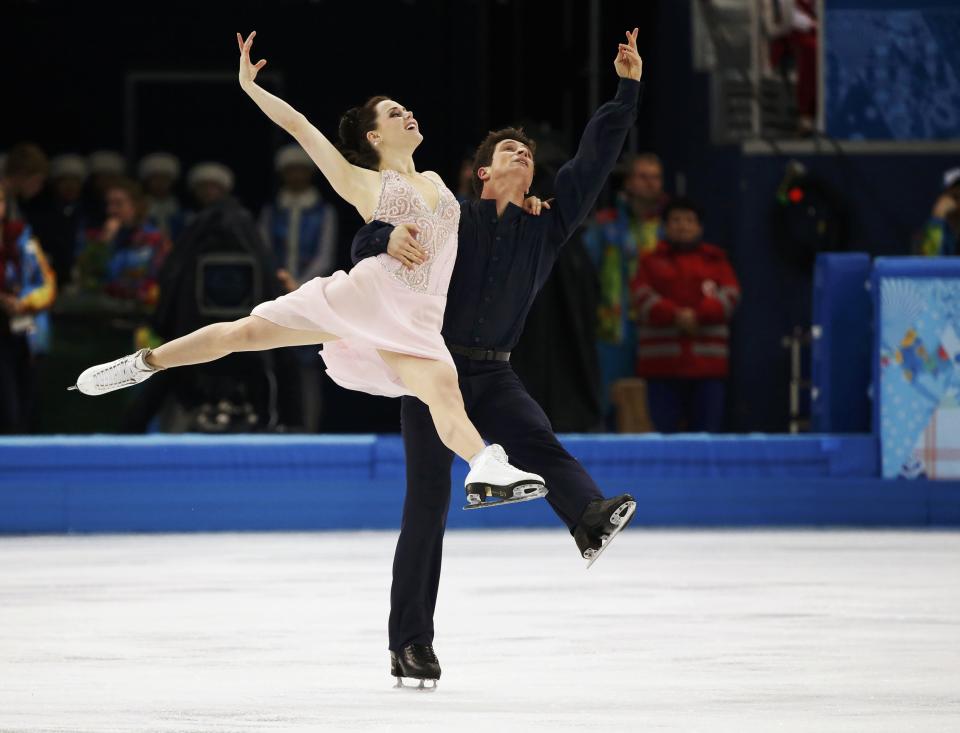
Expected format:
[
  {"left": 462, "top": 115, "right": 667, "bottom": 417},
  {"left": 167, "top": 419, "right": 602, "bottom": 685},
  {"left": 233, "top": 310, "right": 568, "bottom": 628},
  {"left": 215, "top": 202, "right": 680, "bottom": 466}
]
[
  {"left": 0, "top": 140, "right": 755, "bottom": 435},
  {"left": 585, "top": 154, "right": 741, "bottom": 433},
  {"left": 5, "top": 137, "right": 954, "bottom": 436},
  {"left": 0, "top": 141, "right": 341, "bottom": 434}
]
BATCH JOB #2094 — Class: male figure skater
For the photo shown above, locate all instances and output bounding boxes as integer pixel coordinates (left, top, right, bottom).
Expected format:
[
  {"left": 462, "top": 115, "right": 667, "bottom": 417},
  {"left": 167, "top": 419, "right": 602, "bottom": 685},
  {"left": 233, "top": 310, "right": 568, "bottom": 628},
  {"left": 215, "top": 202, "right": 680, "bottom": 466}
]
[{"left": 351, "top": 29, "right": 644, "bottom": 689}]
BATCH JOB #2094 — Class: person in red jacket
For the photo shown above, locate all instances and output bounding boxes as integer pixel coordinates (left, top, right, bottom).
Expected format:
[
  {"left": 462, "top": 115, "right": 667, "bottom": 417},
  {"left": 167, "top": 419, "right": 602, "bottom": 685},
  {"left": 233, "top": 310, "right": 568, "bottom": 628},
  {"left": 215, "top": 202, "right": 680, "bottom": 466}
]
[{"left": 631, "top": 197, "right": 740, "bottom": 432}]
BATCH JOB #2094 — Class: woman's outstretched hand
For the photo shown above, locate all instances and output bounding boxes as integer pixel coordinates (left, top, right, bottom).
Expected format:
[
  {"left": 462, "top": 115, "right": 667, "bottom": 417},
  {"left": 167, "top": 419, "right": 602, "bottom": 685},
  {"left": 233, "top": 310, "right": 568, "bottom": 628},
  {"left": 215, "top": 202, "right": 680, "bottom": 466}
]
[
  {"left": 614, "top": 27, "right": 642, "bottom": 81},
  {"left": 237, "top": 31, "right": 267, "bottom": 89}
]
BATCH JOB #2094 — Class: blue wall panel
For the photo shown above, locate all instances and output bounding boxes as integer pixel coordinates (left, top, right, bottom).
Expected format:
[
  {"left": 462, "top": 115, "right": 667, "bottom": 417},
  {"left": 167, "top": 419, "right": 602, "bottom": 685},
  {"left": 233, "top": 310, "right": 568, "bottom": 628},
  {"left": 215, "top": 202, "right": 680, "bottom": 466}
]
[
  {"left": 3, "top": 434, "right": 957, "bottom": 533},
  {"left": 811, "top": 253, "right": 873, "bottom": 432}
]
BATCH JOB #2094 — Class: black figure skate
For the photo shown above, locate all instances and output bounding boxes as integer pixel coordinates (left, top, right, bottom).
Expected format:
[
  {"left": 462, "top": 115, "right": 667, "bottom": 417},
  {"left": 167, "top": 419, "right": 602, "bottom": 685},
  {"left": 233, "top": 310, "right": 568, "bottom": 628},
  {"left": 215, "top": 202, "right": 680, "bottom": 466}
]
[
  {"left": 574, "top": 494, "right": 637, "bottom": 568},
  {"left": 391, "top": 643, "right": 441, "bottom": 691}
]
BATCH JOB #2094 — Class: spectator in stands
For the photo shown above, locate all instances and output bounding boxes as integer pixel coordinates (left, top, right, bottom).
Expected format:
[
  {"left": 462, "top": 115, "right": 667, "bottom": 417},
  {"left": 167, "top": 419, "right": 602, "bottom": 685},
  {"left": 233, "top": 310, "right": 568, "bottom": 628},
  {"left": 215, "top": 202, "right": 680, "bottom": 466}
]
[
  {"left": 3, "top": 144, "right": 68, "bottom": 295},
  {"left": 84, "top": 150, "right": 126, "bottom": 227},
  {"left": 74, "top": 178, "right": 170, "bottom": 310},
  {"left": 47, "top": 154, "right": 89, "bottom": 286},
  {"left": 584, "top": 153, "right": 668, "bottom": 423},
  {"left": 0, "top": 184, "right": 57, "bottom": 432},
  {"left": 138, "top": 152, "right": 185, "bottom": 241},
  {"left": 259, "top": 143, "right": 339, "bottom": 293},
  {"left": 763, "top": 0, "right": 818, "bottom": 135},
  {"left": 916, "top": 167, "right": 960, "bottom": 257},
  {"left": 258, "top": 144, "right": 339, "bottom": 431},
  {"left": 187, "top": 161, "right": 235, "bottom": 213},
  {"left": 144, "top": 172, "right": 303, "bottom": 433},
  {"left": 631, "top": 197, "right": 740, "bottom": 432},
  {"left": 2, "top": 143, "right": 51, "bottom": 225}
]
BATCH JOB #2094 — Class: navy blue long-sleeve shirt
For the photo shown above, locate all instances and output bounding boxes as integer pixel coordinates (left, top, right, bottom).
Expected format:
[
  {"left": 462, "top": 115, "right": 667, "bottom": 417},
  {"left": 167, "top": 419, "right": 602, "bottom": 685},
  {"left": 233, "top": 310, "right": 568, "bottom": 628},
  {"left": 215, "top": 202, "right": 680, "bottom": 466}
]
[{"left": 351, "top": 78, "right": 642, "bottom": 352}]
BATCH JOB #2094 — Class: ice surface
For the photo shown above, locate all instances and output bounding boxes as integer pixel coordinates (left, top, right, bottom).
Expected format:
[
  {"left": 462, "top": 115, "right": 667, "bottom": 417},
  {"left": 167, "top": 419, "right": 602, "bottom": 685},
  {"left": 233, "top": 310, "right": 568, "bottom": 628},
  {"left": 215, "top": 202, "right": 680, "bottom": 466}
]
[{"left": 1, "top": 530, "right": 958, "bottom": 732}]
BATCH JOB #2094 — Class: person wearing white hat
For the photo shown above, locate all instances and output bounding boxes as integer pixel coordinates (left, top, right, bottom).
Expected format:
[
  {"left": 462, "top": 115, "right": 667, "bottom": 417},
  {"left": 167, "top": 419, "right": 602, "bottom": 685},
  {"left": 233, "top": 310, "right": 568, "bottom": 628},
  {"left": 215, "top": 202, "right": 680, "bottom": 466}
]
[
  {"left": 84, "top": 150, "right": 127, "bottom": 227},
  {"left": 917, "top": 166, "right": 960, "bottom": 257},
  {"left": 257, "top": 143, "right": 340, "bottom": 430},
  {"left": 88, "top": 150, "right": 126, "bottom": 177},
  {"left": 260, "top": 143, "right": 339, "bottom": 292},
  {"left": 187, "top": 161, "right": 235, "bottom": 210},
  {"left": 138, "top": 152, "right": 184, "bottom": 240},
  {"left": 50, "top": 154, "right": 88, "bottom": 201},
  {"left": 47, "top": 154, "right": 90, "bottom": 283}
]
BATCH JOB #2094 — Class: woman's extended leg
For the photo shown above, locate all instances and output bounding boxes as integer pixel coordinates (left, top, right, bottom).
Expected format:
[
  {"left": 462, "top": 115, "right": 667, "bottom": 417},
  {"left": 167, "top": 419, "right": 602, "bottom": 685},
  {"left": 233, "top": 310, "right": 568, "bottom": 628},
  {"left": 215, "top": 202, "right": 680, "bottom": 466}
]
[
  {"left": 147, "top": 315, "right": 338, "bottom": 369},
  {"left": 377, "top": 350, "right": 547, "bottom": 507},
  {"left": 376, "top": 351, "right": 483, "bottom": 462},
  {"left": 73, "top": 316, "right": 337, "bottom": 396}
]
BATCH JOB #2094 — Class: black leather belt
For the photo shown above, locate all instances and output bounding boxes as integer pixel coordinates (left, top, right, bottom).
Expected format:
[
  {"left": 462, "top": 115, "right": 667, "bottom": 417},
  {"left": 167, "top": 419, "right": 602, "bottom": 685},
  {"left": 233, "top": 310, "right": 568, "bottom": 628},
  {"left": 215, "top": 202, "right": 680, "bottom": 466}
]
[{"left": 446, "top": 344, "right": 511, "bottom": 362}]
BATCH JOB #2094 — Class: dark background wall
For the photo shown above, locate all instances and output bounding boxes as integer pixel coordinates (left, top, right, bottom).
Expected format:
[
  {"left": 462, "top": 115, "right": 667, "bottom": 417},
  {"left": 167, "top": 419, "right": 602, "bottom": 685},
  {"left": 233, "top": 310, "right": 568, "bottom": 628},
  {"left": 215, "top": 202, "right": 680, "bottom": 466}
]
[{"left": 5, "top": 0, "right": 658, "bottom": 211}]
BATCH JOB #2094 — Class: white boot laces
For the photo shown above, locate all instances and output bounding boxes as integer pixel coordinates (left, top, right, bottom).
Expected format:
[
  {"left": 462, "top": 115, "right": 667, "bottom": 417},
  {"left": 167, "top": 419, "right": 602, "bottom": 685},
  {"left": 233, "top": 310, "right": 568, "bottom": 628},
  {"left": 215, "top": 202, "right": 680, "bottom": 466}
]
[{"left": 487, "top": 444, "right": 509, "bottom": 465}]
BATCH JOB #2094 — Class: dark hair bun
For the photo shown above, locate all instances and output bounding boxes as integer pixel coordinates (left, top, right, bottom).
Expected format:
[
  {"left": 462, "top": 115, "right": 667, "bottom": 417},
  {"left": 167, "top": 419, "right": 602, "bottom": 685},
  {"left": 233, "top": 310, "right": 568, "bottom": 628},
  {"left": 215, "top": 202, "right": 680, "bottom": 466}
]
[
  {"left": 337, "top": 108, "right": 364, "bottom": 166},
  {"left": 336, "top": 96, "right": 390, "bottom": 171},
  {"left": 338, "top": 107, "right": 360, "bottom": 144}
]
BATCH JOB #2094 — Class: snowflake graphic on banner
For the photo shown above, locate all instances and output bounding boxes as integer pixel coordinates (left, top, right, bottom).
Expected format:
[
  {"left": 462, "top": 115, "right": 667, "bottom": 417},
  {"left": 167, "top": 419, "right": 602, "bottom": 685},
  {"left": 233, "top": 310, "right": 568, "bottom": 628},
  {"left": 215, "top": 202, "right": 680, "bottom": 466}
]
[{"left": 826, "top": 8, "right": 960, "bottom": 139}]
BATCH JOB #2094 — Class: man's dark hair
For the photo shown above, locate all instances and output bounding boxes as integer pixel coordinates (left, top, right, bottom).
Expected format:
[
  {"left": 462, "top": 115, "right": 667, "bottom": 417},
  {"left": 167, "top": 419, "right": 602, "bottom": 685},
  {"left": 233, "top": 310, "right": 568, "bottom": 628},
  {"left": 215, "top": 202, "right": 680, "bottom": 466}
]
[
  {"left": 662, "top": 196, "right": 703, "bottom": 224},
  {"left": 337, "top": 95, "right": 391, "bottom": 171},
  {"left": 471, "top": 127, "right": 537, "bottom": 197}
]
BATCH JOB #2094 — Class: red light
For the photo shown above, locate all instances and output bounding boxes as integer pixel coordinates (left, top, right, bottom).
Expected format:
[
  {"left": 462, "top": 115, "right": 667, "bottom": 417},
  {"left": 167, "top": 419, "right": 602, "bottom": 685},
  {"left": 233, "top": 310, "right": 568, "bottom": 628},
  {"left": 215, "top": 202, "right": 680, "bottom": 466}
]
[{"left": 788, "top": 187, "right": 804, "bottom": 203}]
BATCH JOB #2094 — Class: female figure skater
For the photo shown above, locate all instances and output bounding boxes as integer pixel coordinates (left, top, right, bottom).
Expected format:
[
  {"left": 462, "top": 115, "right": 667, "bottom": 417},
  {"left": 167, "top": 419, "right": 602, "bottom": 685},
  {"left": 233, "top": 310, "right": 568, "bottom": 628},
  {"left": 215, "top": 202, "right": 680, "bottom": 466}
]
[{"left": 71, "top": 31, "right": 547, "bottom": 503}]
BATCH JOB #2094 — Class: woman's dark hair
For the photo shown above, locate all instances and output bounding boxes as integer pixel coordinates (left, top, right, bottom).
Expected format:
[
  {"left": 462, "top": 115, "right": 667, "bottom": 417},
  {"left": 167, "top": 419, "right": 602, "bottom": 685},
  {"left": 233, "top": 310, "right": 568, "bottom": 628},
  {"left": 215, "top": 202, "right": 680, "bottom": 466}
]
[
  {"left": 470, "top": 127, "right": 537, "bottom": 196},
  {"left": 338, "top": 95, "right": 390, "bottom": 171}
]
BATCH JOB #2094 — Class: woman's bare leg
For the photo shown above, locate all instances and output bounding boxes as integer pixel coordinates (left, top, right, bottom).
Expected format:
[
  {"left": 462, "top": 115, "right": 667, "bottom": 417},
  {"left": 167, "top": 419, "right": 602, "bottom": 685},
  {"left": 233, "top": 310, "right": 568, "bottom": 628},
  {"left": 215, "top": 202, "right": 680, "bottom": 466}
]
[
  {"left": 377, "top": 350, "right": 484, "bottom": 462},
  {"left": 147, "top": 315, "right": 338, "bottom": 369}
]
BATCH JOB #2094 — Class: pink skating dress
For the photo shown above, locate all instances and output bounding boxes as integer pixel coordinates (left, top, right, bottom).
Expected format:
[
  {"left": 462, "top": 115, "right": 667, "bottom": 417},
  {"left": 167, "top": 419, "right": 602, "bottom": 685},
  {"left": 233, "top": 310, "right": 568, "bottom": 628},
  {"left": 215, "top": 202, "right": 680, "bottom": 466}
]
[{"left": 251, "top": 169, "right": 460, "bottom": 397}]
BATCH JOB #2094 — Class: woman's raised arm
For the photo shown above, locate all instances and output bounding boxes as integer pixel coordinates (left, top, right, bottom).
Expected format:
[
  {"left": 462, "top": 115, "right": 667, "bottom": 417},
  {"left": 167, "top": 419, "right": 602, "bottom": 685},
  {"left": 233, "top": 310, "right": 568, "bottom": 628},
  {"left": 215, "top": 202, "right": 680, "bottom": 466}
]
[{"left": 236, "top": 32, "right": 377, "bottom": 215}]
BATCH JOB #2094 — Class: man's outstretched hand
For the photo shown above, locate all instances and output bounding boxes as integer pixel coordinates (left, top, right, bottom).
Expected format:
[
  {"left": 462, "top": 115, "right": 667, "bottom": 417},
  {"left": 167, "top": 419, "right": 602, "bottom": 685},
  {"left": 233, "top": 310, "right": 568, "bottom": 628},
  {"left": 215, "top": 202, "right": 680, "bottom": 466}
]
[
  {"left": 387, "top": 223, "right": 428, "bottom": 271},
  {"left": 614, "top": 27, "right": 642, "bottom": 81}
]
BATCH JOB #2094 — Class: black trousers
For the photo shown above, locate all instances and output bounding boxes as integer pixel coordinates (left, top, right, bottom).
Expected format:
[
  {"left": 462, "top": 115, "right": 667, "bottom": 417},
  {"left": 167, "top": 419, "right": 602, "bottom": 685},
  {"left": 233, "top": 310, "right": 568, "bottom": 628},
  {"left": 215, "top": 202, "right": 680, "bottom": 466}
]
[{"left": 389, "top": 355, "right": 604, "bottom": 651}]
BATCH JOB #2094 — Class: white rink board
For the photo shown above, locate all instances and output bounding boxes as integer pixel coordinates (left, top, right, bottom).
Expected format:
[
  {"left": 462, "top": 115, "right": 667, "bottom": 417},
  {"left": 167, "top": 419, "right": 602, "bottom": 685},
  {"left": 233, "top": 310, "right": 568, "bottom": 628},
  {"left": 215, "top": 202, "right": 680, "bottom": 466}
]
[{"left": 1, "top": 530, "right": 958, "bottom": 732}]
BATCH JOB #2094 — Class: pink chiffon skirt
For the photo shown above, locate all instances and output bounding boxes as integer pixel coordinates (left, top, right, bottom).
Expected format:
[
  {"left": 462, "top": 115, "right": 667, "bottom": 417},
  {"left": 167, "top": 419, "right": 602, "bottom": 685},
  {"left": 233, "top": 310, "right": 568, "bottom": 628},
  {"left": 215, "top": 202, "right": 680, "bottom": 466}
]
[{"left": 250, "top": 257, "right": 454, "bottom": 398}]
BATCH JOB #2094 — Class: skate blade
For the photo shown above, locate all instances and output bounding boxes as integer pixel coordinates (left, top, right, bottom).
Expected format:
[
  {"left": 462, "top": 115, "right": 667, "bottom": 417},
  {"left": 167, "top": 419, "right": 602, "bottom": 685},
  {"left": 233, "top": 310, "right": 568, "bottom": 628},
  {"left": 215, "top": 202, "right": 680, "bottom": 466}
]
[
  {"left": 394, "top": 676, "right": 438, "bottom": 692},
  {"left": 462, "top": 485, "right": 548, "bottom": 511},
  {"left": 585, "top": 501, "right": 637, "bottom": 569}
]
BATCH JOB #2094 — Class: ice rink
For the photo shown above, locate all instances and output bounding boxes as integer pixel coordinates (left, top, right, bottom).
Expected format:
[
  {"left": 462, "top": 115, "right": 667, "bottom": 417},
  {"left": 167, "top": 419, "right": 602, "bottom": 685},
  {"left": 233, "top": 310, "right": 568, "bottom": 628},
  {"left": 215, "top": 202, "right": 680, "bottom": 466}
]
[{"left": 1, "top": 529, "right": 958, "bottom": 732}]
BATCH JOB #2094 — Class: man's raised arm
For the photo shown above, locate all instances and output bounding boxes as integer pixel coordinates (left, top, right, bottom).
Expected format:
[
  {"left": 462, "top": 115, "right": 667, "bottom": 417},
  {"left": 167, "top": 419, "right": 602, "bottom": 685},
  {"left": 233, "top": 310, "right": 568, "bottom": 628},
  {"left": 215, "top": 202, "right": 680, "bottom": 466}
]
[{"left": 548, "top": 28, "right": 643, "bottom": 246}]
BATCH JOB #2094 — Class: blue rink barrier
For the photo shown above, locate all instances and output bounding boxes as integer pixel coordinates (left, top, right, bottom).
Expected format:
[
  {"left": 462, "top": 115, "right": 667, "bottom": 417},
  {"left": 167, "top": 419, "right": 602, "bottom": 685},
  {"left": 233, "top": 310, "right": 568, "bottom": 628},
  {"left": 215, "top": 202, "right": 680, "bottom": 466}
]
[
  {"left": 1, "top": 434, "right": 958, "bottom": 533},
  {"left": 811, "top": 253, "right": 872, "bottom": 433}
]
